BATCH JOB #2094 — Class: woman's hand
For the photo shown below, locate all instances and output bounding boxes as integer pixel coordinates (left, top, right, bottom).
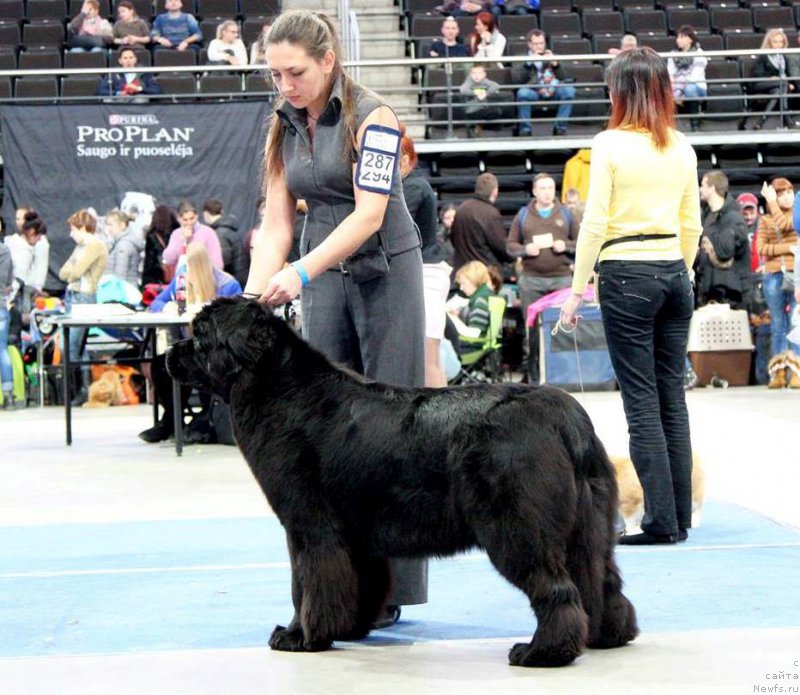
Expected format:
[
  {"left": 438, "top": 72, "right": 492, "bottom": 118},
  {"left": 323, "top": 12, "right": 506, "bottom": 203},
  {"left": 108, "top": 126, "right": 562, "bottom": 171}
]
[
  {"left": 559, "top": 292, "right": 584, "bottom": 329},
  {"left": 258, "top": 265, "right": 302, "bottom": 307},
  {"left": 761, "top": 182, "right": 777, "bottom": 204}
]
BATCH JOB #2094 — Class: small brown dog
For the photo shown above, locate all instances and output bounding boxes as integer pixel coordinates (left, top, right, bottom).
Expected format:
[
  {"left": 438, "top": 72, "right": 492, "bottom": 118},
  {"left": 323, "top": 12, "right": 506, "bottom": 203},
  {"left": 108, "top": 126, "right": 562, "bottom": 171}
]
[
  {"left": 610, "top": 453, "right": 705, "bottom": 532},
  {"left": 83, "top": 370, "right": 125, "bottom": 408}
]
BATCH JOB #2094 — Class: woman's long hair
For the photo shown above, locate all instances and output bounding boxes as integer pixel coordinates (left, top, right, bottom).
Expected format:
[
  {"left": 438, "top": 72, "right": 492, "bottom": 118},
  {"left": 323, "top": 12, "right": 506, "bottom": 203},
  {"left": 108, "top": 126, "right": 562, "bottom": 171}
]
[
  {"left": 761, "top": 28, "right": 788, "bottom": 50},
  {"left": 399, "top": 123, "right": 418, "bottom": 177},
  {"left": 469, "top": 12, "right": 496, "bottom": 55},
  {"left": 606, "top": 47, "right": 675, "bottom": 151},
  {"left": 147, "top": 205, "right": 179, "bottom": 239},
  {"left": 186, "top": 242, "right": 217, "bottom": 306},
  {"left": 263, "top": 10, "right": 359, "bottom": 189}
]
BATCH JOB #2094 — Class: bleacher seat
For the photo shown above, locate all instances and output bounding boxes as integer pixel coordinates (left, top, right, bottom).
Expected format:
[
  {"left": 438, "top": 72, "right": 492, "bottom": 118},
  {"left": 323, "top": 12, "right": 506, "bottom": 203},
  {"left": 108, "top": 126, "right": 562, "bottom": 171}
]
[
  {"left": 497, "top": 15, "right": 538, "bottom": 38},
  {"left": 0, "top": 0, "right": 23, "bottom": 20},
  {"left": 539, "top": 12, "right": 582, "bottom": 38},
  {"left": 15, "top": 75, "right": 58, "bottom": 98},
  {"left": 0, "top": 48, "right": 14, "bottom": 69},
  {"left": 569, "top": 63, "right": 605, "bottom": 87},
  {"left": 574, "top": 0, "right": 616, "bottom": 12},
  {"left": 196, "top": 0, "right": 237, "bottom": 20},
  {"left": 156, "top": 73, "right": 196, "bottom": 94},
  {"left": 64, "top": 49, "right": 106, "bottom": 69},
  {"left": 154, "top": 49, "right": 197, "bottom": 67},
  {"left": 615, "top": 0, "right": 655, "bottom": 10},
  {"left": 199, "top": 18, "right": 219, "bottom": 45},
  {"left": 0, "top": 75, "right": 11, "bottom": 97},
  {"left": 624, "top": 9, "right": 667, "bottom": 35},
  {"left": 724, "top": 32, "right": 762, "bottom": 51},
  {"left": 244, "top": 72, "right": 271, "bottom": 94},
  {"left": 551, "top": 37, "right": 593, "bottom": 57},
  {"left": 242, "top": 17, "right": 267, "bottom": 46},
  {"left": 22, "top": 20, "right": 65, "bottom": 49},
  {"left": 0, "top": 21, "right": 20, "bottom": 49},
  {"left": 710, "top": 8, "right": 755, "bottom": 34},
  {"left": 582, "top": 10, "right": 625, "bottom": 38},
  {"left": 199, "top": 72, "right": 242, "bottom": 94},
  {"left": 61, "top": 74, "right": 101, "bottom": 97},
  {"left": 667, "top": 8, "right": 711, "bottom": 33},
  {"left": 641, "top": 35, "right": 680, "bottom": 51},
  {"left": 26, "top": 0, "right": 66, "bottom": 20},
  {"left": 239, "top": 0, "right": 279, "bottom": 18},
  {"left": 18, "top": 47, "right": 62, "bottom": 70},
  {"left": 752, "top": 6, "right": 793, "bottom": 32}
]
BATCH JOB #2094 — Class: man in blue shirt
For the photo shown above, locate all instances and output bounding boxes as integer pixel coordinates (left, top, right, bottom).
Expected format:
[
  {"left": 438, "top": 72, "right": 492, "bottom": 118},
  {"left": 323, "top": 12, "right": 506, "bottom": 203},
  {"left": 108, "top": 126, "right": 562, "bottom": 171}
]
[{"left": 151, "top": 0, "right": 202, "bottom": 51}]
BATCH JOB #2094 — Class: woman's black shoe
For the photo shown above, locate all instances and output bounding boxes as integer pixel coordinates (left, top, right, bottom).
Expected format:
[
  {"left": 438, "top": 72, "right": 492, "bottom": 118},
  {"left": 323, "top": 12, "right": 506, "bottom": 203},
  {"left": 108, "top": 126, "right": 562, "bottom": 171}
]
[
  {"left": 618, "top": 531, "right": 677, "bottom": 546},
  {"left": 138, "top": 425, "right": 171, "bottom": 443}
]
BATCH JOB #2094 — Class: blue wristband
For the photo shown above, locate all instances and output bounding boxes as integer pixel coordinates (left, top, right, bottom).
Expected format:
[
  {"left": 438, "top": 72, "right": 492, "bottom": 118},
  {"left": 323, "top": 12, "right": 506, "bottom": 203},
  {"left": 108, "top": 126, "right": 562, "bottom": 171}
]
[{"left": 291, "top": 260, "right": 310, "bottom": 287}]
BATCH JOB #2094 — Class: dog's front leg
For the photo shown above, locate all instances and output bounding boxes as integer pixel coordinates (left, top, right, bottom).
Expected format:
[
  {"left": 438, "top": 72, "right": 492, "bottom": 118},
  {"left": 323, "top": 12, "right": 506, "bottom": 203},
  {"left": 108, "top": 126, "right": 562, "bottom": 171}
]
[{"left": 269, "top": 530, "right": 358, "bottom": 652}]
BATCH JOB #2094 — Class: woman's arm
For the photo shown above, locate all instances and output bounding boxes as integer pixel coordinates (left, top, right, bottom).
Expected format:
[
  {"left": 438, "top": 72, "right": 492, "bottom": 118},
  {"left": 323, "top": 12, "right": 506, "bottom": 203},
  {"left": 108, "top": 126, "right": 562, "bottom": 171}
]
[
  {"left": 258, "top": 105, "right": 401, "bottom": 306},
  {"left": 244, "top": 172, "right": 297, "bottom": 297}
]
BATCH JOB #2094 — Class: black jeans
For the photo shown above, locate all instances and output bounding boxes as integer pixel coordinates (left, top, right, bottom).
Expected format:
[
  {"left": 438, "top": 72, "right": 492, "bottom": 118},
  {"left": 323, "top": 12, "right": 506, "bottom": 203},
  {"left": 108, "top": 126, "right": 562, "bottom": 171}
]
[{"left": 598, "top": 260, "right": 694, "bottom": 536}]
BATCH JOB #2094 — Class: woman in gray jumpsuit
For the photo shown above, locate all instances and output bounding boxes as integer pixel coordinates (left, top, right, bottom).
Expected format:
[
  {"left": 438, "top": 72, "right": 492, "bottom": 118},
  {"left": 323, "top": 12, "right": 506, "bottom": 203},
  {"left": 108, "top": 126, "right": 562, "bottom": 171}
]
[{"left": 244, "top": 10, "right": 427, "bottom": 624}]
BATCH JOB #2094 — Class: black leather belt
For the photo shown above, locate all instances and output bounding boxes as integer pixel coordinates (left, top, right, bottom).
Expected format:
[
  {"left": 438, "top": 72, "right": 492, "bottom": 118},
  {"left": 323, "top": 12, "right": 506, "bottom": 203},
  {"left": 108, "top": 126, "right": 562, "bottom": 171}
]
[{"left": 600, "top": 233, "right": 677, "bottom": 251}]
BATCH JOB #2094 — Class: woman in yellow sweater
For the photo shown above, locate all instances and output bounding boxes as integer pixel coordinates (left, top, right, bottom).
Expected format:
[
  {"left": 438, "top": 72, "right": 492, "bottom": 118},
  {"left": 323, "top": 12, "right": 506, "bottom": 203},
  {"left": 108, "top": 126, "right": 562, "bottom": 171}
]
[{"left": 560, "top": 48, "right": 703, "bottom": 546}]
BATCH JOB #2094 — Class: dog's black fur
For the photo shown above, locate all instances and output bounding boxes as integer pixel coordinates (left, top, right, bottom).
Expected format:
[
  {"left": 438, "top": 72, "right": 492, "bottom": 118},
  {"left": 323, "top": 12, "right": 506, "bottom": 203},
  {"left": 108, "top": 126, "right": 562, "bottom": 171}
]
[{"left": 167, "top": 297, "right": 638, "bottom": 667}]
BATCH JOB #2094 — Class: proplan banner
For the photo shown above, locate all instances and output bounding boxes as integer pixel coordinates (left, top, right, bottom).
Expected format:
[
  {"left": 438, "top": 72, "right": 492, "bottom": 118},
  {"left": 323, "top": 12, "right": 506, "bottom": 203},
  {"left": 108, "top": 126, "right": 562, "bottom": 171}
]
[{"left": 1, "top": 101, "right": 271, "bottom": 288}]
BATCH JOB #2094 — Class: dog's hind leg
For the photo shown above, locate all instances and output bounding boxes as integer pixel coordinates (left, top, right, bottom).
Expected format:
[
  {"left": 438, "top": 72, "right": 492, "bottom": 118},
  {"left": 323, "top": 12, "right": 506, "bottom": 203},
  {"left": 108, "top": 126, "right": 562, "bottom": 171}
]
[
  {"left": 574, "top": 477, "right": 638, "bottom": 650},
  {"left": 480, "top": 524, "right": 589, "bottom": 668}
]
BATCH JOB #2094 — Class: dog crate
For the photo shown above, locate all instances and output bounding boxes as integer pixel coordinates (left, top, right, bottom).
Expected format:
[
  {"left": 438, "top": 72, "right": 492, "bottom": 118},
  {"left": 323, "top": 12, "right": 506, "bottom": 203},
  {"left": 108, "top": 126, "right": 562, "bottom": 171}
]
[
  {"left": 687, "top": 305, "right": 753, "bottom": 386},
  {"left": 537, "top": 305, "right": 617, "bottom": 391}
]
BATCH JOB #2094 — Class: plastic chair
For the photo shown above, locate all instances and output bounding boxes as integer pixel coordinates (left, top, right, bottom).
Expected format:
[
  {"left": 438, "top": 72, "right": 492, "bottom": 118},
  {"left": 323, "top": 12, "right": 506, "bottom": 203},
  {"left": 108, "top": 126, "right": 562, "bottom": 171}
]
[{"left": 453, "top": 295, "right": 507, "bottom": 384}]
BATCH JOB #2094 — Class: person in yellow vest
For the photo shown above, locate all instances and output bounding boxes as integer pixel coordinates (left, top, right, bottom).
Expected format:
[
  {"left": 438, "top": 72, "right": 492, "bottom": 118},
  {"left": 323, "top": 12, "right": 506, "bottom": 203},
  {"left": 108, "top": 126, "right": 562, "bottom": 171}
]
[{"left": 561, "top": 148, "right": 591, "bottom": 203}]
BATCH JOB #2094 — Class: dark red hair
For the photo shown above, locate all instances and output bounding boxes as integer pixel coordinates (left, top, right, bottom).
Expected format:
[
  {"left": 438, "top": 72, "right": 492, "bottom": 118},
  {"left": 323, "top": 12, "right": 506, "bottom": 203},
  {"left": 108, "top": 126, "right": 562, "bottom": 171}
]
[
  {"left": 606, "top": 47, "right": 675, "bottom": 150},
  {"left": 399, "top": 123, "right": 418, "bottom": 173},
  {"left": 469, "top": 12, "right": 496, "bottom": 54}
]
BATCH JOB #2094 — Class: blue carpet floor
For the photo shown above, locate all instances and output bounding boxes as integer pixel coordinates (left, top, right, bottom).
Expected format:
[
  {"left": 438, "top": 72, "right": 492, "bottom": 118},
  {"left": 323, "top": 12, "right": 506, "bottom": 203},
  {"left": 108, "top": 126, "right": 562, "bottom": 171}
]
[{"left": 1, "top": 502, "right": 798, "bottom": 657}]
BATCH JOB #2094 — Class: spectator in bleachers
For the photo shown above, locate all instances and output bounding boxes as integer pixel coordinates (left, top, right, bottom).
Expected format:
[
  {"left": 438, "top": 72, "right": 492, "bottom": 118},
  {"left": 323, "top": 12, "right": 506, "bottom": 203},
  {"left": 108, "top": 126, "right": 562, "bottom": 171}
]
[
  {"left": 163, "top": 200, "right": 223, "bottom": 272},
  {"left": 104, "top": 209, "right": 144, "bottom": 288},
  {"left": 5, "top": 210, "right": 49, "bottom": 317},
  {"left": 151, "top": 0, "right": 202, "bottom": 52},
  {"left": 743, "top": 29, "right": 800, "bottom": 130},
  {"left": 608, "top": 34, "right": 637, "bottom": 57},
  {"left": 512, "top": 29, "right": 576, "bottom": 137},
  {"left": 96, "top": 47, "right": 162, "bottom": 98},
  {"left": 737, "top": 193, "right": 762, "bottom": 272},
  {"left": 202, "top": 198, "right": 246, "bottom": 286},
  {"left": 67, "top": 0, "right": 113, "bottom": 53},
  {"left": 142, "top": 204, "right": 179, "bottom": 287},
  {"left": 111, "top": 0, "right": 151, "bottom": 48},
  {"left": 459, "top": 63, "right": 502, "bottom": 137},
  {"left": 435, "top": 1, "right": 495, "bottom": 18},
  {"left": 429, "top": 16, "right": 469, "bottom": 59},
  {"left": 564, "top": 188, "right": 585, "bottom": 218},
  {"left": 468, "top": 12, "right": 506, "bottom": 66},
  {"left": 495, "top": 0, "right": 539, "bottom": 15},
  {"left": 667, "top": 26, "right": 707, "bottom": 132},
  {"left": 249, "top": 20, "right": 273, "bottom": 65},
  {"left": 450, "top": 172, "right": 510, "bottom": 277},
  {"left": 207, "top": 20, "right": 248, "bottom": 67},
  {"left": 696, "top": 170, "right": 749, "bottom": 308}
]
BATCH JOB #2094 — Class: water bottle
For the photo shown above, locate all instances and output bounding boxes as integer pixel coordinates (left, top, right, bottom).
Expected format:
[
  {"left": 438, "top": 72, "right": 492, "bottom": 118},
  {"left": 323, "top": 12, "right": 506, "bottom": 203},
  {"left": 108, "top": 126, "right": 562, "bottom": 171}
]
[{"left": 175, "top": 272, "right": 187, "bottom": 314}]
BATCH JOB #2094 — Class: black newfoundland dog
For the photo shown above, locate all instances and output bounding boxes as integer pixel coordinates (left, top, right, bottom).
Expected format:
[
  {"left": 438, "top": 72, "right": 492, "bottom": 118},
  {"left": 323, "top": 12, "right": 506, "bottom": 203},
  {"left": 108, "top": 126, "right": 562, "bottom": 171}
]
[{"left": 167, "top": 297, "right": 638, "bottom": 667}]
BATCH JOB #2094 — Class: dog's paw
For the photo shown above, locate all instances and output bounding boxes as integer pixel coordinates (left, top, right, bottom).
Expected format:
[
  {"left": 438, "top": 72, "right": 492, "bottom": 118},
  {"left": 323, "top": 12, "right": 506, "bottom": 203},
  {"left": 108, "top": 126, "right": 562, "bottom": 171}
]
[
  {"left": 508, "top": 641, "right": 581, "bottom": 668},
  {"left": 268, "top": 624, "right": 333, "bottom": 653}
]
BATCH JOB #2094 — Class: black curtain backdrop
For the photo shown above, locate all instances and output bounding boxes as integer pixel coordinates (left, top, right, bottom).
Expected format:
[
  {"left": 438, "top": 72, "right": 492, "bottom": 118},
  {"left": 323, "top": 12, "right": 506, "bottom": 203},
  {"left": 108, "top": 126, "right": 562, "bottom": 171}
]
[{"left": 1, "top": 101, "right": 271, "bottom": 290}]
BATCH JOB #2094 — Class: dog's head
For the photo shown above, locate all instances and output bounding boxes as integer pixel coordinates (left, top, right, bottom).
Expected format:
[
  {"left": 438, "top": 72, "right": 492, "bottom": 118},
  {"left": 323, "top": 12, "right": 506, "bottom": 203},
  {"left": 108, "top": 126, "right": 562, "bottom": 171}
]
[{"left": 166, "top": 296, "right": 286, "bottom": 401}]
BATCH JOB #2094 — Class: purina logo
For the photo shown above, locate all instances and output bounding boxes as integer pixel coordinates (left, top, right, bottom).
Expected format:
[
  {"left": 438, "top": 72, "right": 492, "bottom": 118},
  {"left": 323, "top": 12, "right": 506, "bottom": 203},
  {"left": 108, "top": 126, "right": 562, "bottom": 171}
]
[{"left": 109, "top": 114, "right": 159, "bottom": 126}]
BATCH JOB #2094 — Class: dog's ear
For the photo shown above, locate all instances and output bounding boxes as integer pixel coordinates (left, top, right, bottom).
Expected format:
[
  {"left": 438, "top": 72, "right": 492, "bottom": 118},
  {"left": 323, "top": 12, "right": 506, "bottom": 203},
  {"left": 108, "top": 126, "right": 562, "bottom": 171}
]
[{"left": 201, "top": 297, "right": 280, "bottom": 377}]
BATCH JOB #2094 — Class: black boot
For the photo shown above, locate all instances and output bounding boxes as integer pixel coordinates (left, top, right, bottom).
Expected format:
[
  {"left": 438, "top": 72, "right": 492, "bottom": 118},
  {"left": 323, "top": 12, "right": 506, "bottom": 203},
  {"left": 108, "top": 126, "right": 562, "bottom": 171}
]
[
  {"left": 737, "top": 117, "right": 748, "bottom": 130},
  {"left": 753, "top": 115, "right": 768, "bottom": 130}
]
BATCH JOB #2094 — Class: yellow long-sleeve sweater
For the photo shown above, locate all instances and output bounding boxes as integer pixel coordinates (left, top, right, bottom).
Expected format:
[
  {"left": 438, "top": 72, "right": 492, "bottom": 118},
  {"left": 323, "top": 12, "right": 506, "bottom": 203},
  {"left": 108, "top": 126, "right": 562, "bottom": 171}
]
[{"left": 572, "top": 128, "right": 703, "bottom": 294}]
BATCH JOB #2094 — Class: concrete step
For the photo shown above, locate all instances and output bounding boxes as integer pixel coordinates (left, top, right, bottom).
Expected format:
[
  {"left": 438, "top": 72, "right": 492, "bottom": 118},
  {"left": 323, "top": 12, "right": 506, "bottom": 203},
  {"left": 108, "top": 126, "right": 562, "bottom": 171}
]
[
  {"left": 358, "top": 65, "right": 413, "bottom": 87},
  {"left": 353, "top": 12, "right": 403, "bottom": 34},
  {"left": 283, "top": 0, "right": 337, "bottom": 10},
  {"left": 359, "top": 37, "right": 407, "bottom": 59}
]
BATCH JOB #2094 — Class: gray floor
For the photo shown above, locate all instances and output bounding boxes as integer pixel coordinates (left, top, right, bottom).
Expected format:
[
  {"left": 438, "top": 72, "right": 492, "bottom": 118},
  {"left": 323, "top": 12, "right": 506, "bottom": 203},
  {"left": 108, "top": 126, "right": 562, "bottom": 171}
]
[{"left": 1, "top": 386, "right": 798, "bottom": 694}]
